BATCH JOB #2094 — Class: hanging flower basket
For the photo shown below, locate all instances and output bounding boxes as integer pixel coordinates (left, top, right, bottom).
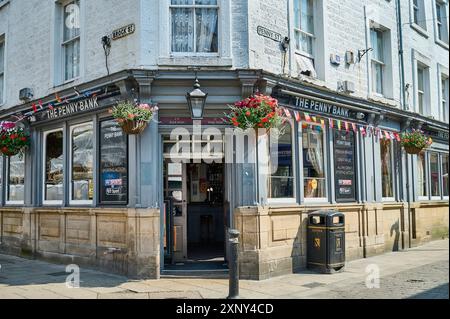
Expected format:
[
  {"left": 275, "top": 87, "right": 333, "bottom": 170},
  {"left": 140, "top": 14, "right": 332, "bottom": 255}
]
[
  {"left": 110, "top": 101, "right": 158, "bottom": 135},
  {"left": 224, "top": 94, "right": 284, "bottom": 132},
  {"left": 400, "top": 129, "right": 432, "bottom": 155},
  {"left": 0, "top": 121, "right": 30, "bottom": 157}
]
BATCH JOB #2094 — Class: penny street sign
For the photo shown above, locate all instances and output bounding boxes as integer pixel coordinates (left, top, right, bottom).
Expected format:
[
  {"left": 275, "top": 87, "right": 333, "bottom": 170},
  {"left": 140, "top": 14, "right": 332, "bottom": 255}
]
[
  {"left": 257, "top": 26, "right": 283, "bottom": 42},
  {"left": 112, "top": 23, "right": 136, "bottom": 40}
]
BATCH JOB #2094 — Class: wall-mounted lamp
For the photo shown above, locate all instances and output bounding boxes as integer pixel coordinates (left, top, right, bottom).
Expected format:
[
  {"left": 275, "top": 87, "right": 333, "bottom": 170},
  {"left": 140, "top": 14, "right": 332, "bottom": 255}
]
[{"left": 186, "top": 78, "right": 208, "bottom": 120}]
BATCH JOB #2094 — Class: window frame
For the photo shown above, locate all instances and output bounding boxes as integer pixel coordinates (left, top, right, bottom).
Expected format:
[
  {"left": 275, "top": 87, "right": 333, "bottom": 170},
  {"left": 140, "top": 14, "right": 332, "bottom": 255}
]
[
  {"left": 42, "top": 128, "right": 65, "bottom": 206},
  {"left": 417, "top": 151, "right": 429, "bottom": 200},
  {"left": 441, "top": 74, "right": 449, "bottom": 122},
  {"left": 370, "top": 28, "right": 386, "bottom": 96},
  {"left": 441, "top": 153, "right": 449, "bottom": 199},
  {"left": 429, "top": 151, "right": 442, "bottom": 199},
  {"left": 69, "top": 121, "right": 94, "bottom": 206},
  {"left": 0, "top": 35, "right": 5, "bottom": 106},
  {"left": 433, "top": 0, "right": 449, "bottom": 47},
  {"left": 5, "top": 154, "right": 26, "bottom": 206},
  {"left": 380, "top": 139, "right": 396, "bottom": 202},
  {"left": 410, "top": 0, "right": 428, "bottom": 36},
  {"left": 299, "top": 121, "right": 328, "bottom": 204},
  {"left": 60, "top": 0, "right": 81, "bottom": 83},
  {"left": 169, "top": 0, "right": 220, "bottom": 56},
  {"left": 293, "top": 0, "right": 316, "bottom": 61}
]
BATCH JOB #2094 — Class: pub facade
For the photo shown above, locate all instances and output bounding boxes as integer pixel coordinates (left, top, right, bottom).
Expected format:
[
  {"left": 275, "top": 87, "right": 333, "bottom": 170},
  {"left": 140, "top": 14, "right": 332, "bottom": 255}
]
[{"left": 0, "top": 0, "right": 448, "bottom": 280}]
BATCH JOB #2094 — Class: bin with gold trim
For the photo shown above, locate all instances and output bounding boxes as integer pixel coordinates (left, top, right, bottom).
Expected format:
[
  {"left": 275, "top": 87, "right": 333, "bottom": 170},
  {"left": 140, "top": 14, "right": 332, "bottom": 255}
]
[{"left": 307, "top": 210, "right": 345, "bottom": 274}]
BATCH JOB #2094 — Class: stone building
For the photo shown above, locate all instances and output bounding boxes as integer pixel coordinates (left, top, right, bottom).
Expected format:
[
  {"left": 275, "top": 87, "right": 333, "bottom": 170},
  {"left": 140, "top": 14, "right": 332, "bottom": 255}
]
[{"left": 0, "top": 0, "right": 448, "bottom": 280}]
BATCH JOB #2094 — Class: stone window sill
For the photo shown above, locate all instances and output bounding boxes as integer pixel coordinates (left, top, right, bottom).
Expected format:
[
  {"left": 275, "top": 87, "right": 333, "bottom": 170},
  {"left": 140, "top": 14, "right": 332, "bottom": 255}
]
[
  {"left": 158, "top": 57, "right": 233, "bottom": 67},
  {"left": 0, "top": 0, "right": 10, "bottom": 10},
  {"left": 410, "top": 23, "right": 429, "bottom": 39}
]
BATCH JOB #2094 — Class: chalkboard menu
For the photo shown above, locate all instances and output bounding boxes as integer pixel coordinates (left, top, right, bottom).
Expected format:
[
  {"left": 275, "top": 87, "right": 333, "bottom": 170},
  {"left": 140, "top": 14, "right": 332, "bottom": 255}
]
[
  {"left": 99, "top": 119, "right": 128, "bottom": 204},
  {"left": 334, "top": 131, "right": 357, "bottom": 202}
]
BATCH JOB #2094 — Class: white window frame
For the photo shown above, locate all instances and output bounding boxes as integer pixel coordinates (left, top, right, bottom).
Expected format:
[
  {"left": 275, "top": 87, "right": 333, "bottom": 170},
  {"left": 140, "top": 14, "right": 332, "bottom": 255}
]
[
  {"left": 429, "top": 152, "right": 442, "bottom": 200},
  {"left": 417, "top": 151, "right": 429, "bottom": 201},
  {"left": 410, "top": 0, "right": 428, "bottom": 36},
  {"left": 412, "top": 50, "right": 431, "bottom": 116},
  {"left": 293, "top": 0, "right": 315, "bottom": 60},
  {"left": 433, "top": 0, "right": 449, "bottom": 48},
  {"left": 61, "top": 0, "right": 81, "bottom": 83},
  {"left": 370, "top": 28, "right": 385, "bottom": 96},
  {"left": 440, "top": 74, "right": 449, "bottom": 122},
  {"left": 299, "top": 121, "right": 328, "bottom": 204},
  {"left": 0, "top": 35, "right": 5, "bottom": 106},
  {"left": 442, "top": 153, "right": 449, "bottom": 199},
  {"left": 381, "top": 139, "right": 396, "bottom": 202},
  {"left": 267, "top": 120, "right": 297, "bottom": 204},
  {"left": 5, "top": 155, "right": 25, "bottom": 206},
  {"left": 43, "top": 128, "right": 64, "bottom": 206},
  {"left": 69, "top": 122, "right": 93, "bottom": 206}
]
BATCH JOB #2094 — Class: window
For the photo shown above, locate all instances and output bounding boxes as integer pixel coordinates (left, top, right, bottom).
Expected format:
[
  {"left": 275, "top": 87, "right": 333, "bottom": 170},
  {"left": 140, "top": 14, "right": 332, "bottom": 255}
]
[
  {"left": 268, "top": 123, "right": 295, "bottom": 199},
  {"left": 6, "top": 154, "right": 25, "bottom": 204},
  {"left": 442, "top": 75, "right": 449, "bottom": 122},
  {"left": 435, "top": 1, "right": 449, "bottom": 43},
  {"left": 43, "top": 130, "right": 64, "bottom": 204},
  {"left": 170, "top": 0, "right": 218, "bottom": 54},
  {"left": 412, "top": 0, "right": 427, "bottom": 30},
  {"left": 442, "top": 154, "right": 449, "bottom": 197},
  {"left": 380, "top": 139, "right": 394, "bottom": 199},
  {"left": 416, "top": 64, "right": 429, "bottom": 114},
  {"left": 70, "top": 123, "right": 93, "bottom": 204},
  {"left": 0, "top": 37, "right": 4, "bottom": 104},
  {"left": 334, "top": 130, "right": 357, "bottom": 202},
  {"left": 302, "top": 123, "right": 326, "bottom": 200},
  {"left": 371, "top": 29, "right": 385, "bottom": 95},
  {"left": 62, "top": 0, "right": 80, "bottom": 81},
  {"left": 417, "top": 151, "right": 428, "bottom": 197},
  {"left": 430, "top": 152, "right": 440, "bottom": 197},
  {"left": 99, "top": 119, "right": 128, "bottom": 204},
  {"left": 294, "top": 0, "right": 314, "bottom": 58}
]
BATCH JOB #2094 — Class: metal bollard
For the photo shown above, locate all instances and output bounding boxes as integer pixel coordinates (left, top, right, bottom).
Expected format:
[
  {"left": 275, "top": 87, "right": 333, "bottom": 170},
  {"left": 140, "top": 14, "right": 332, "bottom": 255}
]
[{"left": 227, "top": 228, "right": 240, "bottom": 299}]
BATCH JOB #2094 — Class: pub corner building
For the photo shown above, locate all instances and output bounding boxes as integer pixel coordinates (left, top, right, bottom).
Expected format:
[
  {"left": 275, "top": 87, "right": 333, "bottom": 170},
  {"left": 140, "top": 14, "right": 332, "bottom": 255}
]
[{"left": 0, "top": 67, "right": 448, "bottom": 280}]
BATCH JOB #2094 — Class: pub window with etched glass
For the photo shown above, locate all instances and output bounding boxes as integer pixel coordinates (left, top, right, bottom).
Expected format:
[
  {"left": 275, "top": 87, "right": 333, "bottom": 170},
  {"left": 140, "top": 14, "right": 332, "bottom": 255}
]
[
  {"left": 380, "top": 139, "right": 395, "bottom": 200},
  {"left": 268, "top": 122, "right": 295, "bottom": 200},
  {"left": 62, "top": 0, "right": 80, "bottom": 81},
  {"left": 301, "top": 122, "right": 327, "bottom": 201},
  {"left": 170, "top": 0, "right": 218, "bottom": 54},
  {"left": 6, "top": 154, "right": 25, "bottom": 204}
]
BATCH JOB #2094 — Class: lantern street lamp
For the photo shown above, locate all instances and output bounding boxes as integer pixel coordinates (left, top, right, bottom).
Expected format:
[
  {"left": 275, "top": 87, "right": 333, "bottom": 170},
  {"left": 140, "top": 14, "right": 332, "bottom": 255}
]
[{"left": 186, "top": 78, "right": 208, "bottom": 120}]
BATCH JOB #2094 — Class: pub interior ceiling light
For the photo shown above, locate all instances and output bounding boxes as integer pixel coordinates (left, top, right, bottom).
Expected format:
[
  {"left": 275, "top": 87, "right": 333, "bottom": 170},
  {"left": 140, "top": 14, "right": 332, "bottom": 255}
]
[{"left": 186, "top": 78, "right": 208, "bottom": 120}]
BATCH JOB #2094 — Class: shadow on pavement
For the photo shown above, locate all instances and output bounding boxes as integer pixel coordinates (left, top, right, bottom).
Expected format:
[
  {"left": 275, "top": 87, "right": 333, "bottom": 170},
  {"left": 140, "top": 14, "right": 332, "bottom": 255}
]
[{"left": 408, "top": 283, "right": 449, "bottom": 299}]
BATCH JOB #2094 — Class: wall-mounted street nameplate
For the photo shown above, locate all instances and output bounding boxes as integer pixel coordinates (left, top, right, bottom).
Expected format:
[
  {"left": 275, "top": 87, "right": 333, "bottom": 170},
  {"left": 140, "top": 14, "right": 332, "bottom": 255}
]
[
  {"left": 112, "top": 23, "right": 136, "bottom": 40},
  {"left": 257, "top": 25, "right": 282, "bottom": 42}
]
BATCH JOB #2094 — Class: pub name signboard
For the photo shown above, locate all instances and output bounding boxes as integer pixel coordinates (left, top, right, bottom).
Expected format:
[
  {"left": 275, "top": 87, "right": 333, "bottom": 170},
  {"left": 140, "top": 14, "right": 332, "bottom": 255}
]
[{"left": 35, "top": 96, "right": 100, "bottom": 122}]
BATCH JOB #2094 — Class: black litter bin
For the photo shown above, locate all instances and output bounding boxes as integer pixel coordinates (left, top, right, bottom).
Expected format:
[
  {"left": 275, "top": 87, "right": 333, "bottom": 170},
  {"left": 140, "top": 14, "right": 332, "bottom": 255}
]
[{"left": 307, "top": 210, "right": 345, "bottom": 273}]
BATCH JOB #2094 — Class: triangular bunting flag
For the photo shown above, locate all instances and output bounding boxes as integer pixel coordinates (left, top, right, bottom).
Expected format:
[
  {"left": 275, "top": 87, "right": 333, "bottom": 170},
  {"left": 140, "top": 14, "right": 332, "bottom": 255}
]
[
  {"left": 352, "top": 123, "right": 357, "bottom": 132},
  {"left": 329, "top": 118, "right": 334, "bottom": 129},
  {"left": 304, "top": 113, "right": 311, "bottom": 122},
  {"left": 337, "top": 120, "right": 342, "bottom": 130},
  {"left": 294, "top": 111, "right": 301, "bottom": 122},
  {"left": 284, "top": 108, "right": 292, "bottom": 118},
  {"left": 32, "top": 103, "right": 38, "bottom": 113}
]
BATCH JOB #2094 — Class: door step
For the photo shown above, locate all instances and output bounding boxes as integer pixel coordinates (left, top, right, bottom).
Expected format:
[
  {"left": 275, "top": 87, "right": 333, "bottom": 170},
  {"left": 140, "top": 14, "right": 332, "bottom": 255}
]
[{"left": 161, "top": 268, "right": 229, "bottom": 279}]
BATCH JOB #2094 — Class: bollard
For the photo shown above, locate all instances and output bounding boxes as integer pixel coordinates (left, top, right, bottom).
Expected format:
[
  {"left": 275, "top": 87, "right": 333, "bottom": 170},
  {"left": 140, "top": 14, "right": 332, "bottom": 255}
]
[{"left": 227, "top": 228, "right": 240, "bottom": 299}]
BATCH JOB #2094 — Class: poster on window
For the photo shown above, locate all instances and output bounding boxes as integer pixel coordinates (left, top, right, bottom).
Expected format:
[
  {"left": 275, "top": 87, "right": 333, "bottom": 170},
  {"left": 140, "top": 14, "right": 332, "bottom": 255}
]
[
  {"left": 334, "top": 130, "right": 357, "bottom": 202},
  {"left": 100, "top": 119, "right": 128, "bottom": 204}
]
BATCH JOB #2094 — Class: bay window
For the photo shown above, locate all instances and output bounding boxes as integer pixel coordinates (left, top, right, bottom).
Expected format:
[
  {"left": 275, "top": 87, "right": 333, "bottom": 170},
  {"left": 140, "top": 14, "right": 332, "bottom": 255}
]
[
  {"left": 70, "top": 123, "right": 93, "bottom": 204},
  {"left": 301, "top": 123, "right": 326, "bottom": 201},
  {"left": 380, "top": 139, "right": 395, "bottom": 200},
  {"left": 43, "top": 129, "right": 64, "bottom": 204},
  {"left": 62, "top": 0, "right": 80, "bottom": 81},
  {"left": 268, "top": 123, "right": 295, "bottom": 200},
  {"left": 6, "top": 154, "right": 25, "bottom": 204},
  {"left": 430, "top": 152, "right": 440, "bottom": 197},
  {"left": 170, "top": 0, "right": 219, "bottom": 54}
]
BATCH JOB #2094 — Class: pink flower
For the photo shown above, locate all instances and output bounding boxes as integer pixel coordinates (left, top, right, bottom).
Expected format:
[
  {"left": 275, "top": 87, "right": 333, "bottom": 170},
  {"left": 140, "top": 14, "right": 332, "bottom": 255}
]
[{"left": 1, "top": 122, "right": 16, "bottom": 130}]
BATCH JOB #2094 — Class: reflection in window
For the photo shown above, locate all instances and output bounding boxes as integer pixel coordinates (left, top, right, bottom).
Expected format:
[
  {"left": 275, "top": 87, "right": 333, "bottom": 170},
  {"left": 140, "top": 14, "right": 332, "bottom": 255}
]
[
  {"left": 302, "top": 123, "right": 326, "bottom": 199},
  {"left": 71, "top": 123, "right": 93, "bottom": 202},
  {"left": 44, "top": 130, "right": 64, "bottom": 202},
  {"left": 269, "top": 123, "right": 294, "bottom": 199},
  {"left": 100, "top": 120, "right": 128, "bottom": 204},
  {"left": 430, "top": 152, "right": 440, "bottom": 197},
  {"left": 417, "top": 151, "right": 427, "bottom": 197},
  {"left": 381, "top": 139, "right": 394, "bottom": 198},
  {"left": 7, "top": 154, "right": 25, "bottom": 202},
  {"left": 441, "top": 154, "right": 448, "bottom": 197}
]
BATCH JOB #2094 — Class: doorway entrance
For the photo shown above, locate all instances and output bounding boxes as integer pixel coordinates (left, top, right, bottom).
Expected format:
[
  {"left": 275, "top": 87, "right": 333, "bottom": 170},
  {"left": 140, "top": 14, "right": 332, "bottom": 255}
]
[{"left": 162, "top": 134, "right": 228, "bottom": 272}]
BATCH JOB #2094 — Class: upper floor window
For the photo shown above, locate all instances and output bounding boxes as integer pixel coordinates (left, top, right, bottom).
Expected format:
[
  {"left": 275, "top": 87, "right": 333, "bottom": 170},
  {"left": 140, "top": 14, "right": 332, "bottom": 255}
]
[
  {"left": 0, "top": 36, "right": 4, "bottom": 104},
  {"left": 412, "top": 0, "right": 427, "bottom": 30},
  {"left": 416, "top": 63, "right": 430, "bottom": 115},
  {"left": 442, "top": 75, "right": 449, "bottom": 122},
  {"left": 294, "top": 0, "right": 314, "bottom": 58},
  {"left": 435, "top": 0, "right": 449, "bottom": 44},
  {"left": 371, "top": 28, "right": 385, "bottom": 95},
  {"left": 62, "top": 0, "right": 80, "bottom": 81},
  {"left": 170, "top": 0, "right": 218, "bottom": 54}
]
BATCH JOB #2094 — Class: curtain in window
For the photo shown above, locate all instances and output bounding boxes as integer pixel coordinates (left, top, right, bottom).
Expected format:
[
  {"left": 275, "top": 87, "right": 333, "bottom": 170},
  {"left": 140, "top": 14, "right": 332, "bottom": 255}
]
[
  {"left": 430, "top": 152, "right": 440, "bottom": 196},
  {"left": 196, "top": 8, "right": 218, "bottom": 52},
  {"left": 8, "top": 155, "right": 25, "bottom": 202},
  {"left": 302, "top": 124, "right": 325, "bottom": 199},
  {"left": 72, "top": 124, "right": 94, "bottom": 201},
  {"left": 417, "top": 152, "right": 427, "bottom": 197},
  {"left": 380, "top": 139, "right": 394, "bottom": 198},
  {"left": 171, "top": 8, "right": 194, "bottom": 52}
]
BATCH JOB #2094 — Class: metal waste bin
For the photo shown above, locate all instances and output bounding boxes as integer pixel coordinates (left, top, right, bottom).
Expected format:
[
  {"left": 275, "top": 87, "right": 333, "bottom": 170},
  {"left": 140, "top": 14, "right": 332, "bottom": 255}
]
[{"left": 307, "top": 210, "right": 345, "bottom": 273}]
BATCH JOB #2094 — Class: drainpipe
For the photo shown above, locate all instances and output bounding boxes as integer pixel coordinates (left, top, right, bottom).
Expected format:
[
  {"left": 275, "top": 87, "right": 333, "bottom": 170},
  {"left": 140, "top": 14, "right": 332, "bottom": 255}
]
[{"left": 396, "top": 0, "right": 411, "bottom": 249}]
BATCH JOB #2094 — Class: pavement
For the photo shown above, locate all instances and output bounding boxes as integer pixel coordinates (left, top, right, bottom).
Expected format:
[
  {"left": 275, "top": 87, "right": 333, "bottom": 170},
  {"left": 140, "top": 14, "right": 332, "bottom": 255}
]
[{"left": 0, "top": 239, "right": 448, "bottom": 299}]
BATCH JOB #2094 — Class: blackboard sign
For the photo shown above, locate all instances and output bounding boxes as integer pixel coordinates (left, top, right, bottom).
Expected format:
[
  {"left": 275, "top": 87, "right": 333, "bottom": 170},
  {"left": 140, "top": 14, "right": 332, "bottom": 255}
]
[
  {"left": 334, "top": 131, "right": 357, "bottom": 202},
  {"left": 99, "top": 119, "right": 128, "bottom": 204}
]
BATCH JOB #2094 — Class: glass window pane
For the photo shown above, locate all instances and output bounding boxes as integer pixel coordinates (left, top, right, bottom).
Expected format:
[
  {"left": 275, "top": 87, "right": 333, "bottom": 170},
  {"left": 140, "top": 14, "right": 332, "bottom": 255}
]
[
  {"left": 381, "top": 139, "right": 394, "bottom": 198},
  {"left": 301, "top": 0, "right": 314, "bottom": 34},
  {"left": 8, "top": 154, "right": 25, "bottom": 202},
  {"left": 0, "top": 41, "right": 4, "bottom": 74},
  {"left": 0, "top": 75, "right": 3, "bottom": 103},
  {"left": 294, "top": 0, "right": 300, "bottom": 29},
  {"left": 417, "top": 152, "right": 427, "bottom": 197},
  {"left": 63, "top": 0, "right": 80, "bottom": 41},
  {"left": 430, "top": 152, "right": 440, "bottom": 196},
  {"left": 334, "top": 130, "right": 357, "bottom": 202},
  {"left": 442, "top": 154, "right": 448, "bottom": 197},
  {"left": 45, "top": 130, "right": 64, "bottom": 202},
  {"left": 195, "top": 0, "right": 217, "bottom": 4},
  {"left": 195, "top": 8, "right": 218, "bottom": 52},
  {"left": 171, "top": 0, "right": 193, "bottom": 4},
  {"left": 371, "top": 29, "right": 383, "bottom": 62},
  {"left": 64, "top": 39, "right": 80, "bottom": 81},
  {"left": 372, "top": 62, "right": 383, "bottom": 94},
  {"left": 302, "top": 123, "right": 326, "bottom": 199},
  {"left": 171, "top": 8, "right": 194, "bottom": 52},
  {"left": 71, "top": 123, "right": 93, "bottom": 201},
  {"left": 100, "top": 120, "right": 128, "bottom": 204},
  {"left": 269, "top": 123, "right": 294, "bottom": 198}
]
